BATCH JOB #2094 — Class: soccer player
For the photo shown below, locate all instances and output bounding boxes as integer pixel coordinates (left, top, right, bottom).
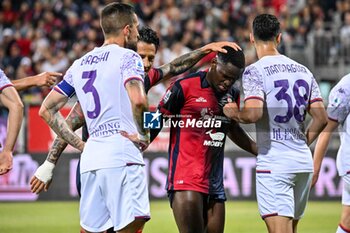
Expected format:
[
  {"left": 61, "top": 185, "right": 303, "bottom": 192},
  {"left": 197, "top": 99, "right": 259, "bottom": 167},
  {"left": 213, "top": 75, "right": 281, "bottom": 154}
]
[
  {"left": 38, "top": 3, "right": 150, "bottom": 233},
  {"left": 0, "top": 69, "right": 23, "bottom": 175},
  {"left": 223, "top": 14, "right": 327, "bottom": 233},
  {"left": 313, "top": 73, "right": 350, "bottom": 233},
  {"left": 0, "top": 71, "right": 61, "bottom": 175},
  {"left": 151, "top": 46, "right": 256, "bottom": 233},
  {"left": 30, "top": 29, "right": 240, "bottom": 193}
]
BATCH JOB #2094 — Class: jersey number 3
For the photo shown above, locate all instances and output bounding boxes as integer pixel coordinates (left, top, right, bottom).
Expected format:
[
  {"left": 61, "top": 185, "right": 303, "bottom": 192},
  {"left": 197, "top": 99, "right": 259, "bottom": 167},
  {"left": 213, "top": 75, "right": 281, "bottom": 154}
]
[
  {"left": 82, "top": 70, "right": 101, "bottom": 119},
  {"left": 274, "top": 79, "right": 309, "bottom": 123}
]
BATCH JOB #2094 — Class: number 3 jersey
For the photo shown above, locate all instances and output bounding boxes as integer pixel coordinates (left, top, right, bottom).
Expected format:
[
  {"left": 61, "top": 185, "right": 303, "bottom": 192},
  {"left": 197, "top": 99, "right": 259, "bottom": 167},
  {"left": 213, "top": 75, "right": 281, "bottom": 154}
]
[
  {"left": 55, "top": 44, "right": 145, "bottom": 173},
  {"left": 243, "top": 55, "right": 323, "bottom": 173}
]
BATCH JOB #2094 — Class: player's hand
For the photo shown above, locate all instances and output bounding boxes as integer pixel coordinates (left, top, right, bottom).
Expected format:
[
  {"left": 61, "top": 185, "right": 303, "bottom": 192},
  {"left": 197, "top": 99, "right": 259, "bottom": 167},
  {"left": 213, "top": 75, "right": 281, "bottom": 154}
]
[
  {"left": 30, "top": 160, "right": 55, "bottom": 194},
  {"left": 311, "top": 171, "right": 320, "bottom": 188},
  {"left": 34, "top": 72, "right": 62, "bottom": 87},
  {"left": 0, "top": 151, "right": 13, "bottom": 175},
  {"left": 30, "top": 176, "right": 53, "bottom": 194},
  {"left": 201, "top": 41, "right": 242, "bottom": 54},
  {"left": 223, "top": 102, "right": 239, "bottom": 120},
  {"left": 120, "top": 131, "right": 150, "bottom": 152}
]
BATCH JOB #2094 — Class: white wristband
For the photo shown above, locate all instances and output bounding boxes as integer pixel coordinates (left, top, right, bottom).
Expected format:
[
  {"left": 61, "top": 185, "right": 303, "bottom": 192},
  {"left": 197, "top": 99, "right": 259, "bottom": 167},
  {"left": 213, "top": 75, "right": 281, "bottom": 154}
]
[{"left": 34, "top": 160, "right": 55, "bottom": 184}]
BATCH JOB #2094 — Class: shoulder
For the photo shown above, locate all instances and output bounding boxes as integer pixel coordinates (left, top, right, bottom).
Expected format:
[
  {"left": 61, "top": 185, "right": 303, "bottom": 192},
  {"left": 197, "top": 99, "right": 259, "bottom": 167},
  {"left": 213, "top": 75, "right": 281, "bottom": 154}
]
[
  {"left": 173, "top": 71, "right": 204, "bottom": 87},
  {"left": 121, "top": 48, "right": 142, "bottom": 60},
  {"left": 243, "top": 64, "right": 261, "bottom": 77},
  {"left": 228, "top": 85, "right": 240, "bottom": 97},
  {"left": 330, "top": 74, "right": 350, "bottom": 97}
]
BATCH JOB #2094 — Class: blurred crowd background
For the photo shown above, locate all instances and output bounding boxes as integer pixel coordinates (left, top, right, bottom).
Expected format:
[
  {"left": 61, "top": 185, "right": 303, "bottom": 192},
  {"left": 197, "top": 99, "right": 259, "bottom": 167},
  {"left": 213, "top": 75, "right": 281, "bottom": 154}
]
[{"left": 0, "top": 0, "right": 349, "bottom": 105}]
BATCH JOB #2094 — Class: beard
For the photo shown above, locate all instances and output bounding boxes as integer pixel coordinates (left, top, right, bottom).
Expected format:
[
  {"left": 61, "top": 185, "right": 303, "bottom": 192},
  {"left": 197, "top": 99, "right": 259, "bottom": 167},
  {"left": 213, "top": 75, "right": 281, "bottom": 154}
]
[{"left": 125, "top": 35, "right": 138, "bottom": 51}]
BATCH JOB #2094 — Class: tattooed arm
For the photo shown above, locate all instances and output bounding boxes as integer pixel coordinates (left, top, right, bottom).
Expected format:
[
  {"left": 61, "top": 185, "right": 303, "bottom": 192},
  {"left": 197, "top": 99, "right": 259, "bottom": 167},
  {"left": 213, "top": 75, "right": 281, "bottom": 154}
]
[
  {"left": 30, "top": 102, "right": 85, "bottom": 194},
  {"left": 46, "top": 102, "right": 85, "bottom": 164},
  {"left": 39, "top": 91, "right": 84, "bottom": 151},
  {"left": 159, "top": 41, "right": 241, "bottom": 80}
]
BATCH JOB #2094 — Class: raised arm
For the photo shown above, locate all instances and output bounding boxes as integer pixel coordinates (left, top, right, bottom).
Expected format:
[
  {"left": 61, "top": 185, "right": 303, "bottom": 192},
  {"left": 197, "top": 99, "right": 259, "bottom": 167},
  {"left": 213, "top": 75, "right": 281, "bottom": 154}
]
[
  {"left": 12, "top": 72, "right": 62, "bottom": 91},
  {"left": 159, "top": 41, "right": 241, "bottom": 80},
  {"left": 31, "top": 102, "right": 85, "bottom": 194},
  {"left": 0, "top": 86, "right": 23, "bottom": 175}
]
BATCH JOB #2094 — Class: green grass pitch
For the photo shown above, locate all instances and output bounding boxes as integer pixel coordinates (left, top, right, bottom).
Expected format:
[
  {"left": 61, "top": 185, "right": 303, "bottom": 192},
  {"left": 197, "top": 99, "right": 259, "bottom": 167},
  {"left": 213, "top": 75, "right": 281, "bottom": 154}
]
[{"left": 0, "top": 201, "right": 340, "bottom": 233}]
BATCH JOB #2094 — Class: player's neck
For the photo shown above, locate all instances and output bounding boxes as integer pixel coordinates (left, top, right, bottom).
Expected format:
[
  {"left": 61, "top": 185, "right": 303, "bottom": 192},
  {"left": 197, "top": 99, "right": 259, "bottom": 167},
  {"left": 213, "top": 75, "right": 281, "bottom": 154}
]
[
  {"left": 103, "top": 36, "right": 125, "bottom": 48},
  {"left": 255, "top": 42, "right": 280, "bottom": 59}
]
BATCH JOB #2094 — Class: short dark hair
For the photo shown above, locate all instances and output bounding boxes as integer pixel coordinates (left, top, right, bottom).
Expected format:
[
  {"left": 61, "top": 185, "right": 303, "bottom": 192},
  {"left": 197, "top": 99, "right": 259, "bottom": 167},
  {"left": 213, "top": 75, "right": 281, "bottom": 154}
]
[
  {"left": 100, "top": 3, "right": 136, "bottom": 36},
  {"left": 253, "top": 14, "right": 280, "bottom": 41},
  {"left": 217, "top": 46, "right": 245, "bottom": 69},
  {"left": 139, "top": 27, "right": 160, "bottom": 51}
]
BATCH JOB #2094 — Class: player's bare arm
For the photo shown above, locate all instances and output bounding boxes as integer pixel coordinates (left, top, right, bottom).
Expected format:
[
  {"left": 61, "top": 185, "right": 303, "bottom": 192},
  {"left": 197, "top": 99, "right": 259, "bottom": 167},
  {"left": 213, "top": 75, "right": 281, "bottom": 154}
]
[
  {"left": 12, "top": 72, "right": 62, "bottom": 91},
  {"left": 0, "top": 86, "right": 23, "bottom": 175},
  {"left": 312, "top": 119, "right": 338, "bottom": 187},
  {"left": 30, "top": 102, "right": 85, "bottom": 194},
  {"left": 125, "top": 79, "right": 150, "bottom": 150},
  {"left": 227, "top": 120, "right": 258, "bottom": 156},
  {"left": 160, "top": 41, "right": 242, "bottom": 80},
  {"left": 39, "top": 91, "right": 85, "bottom": 152},
  {"left": 47, "top": 102, "right": 85, "bottom": 164},
  {"left": 305, "top": 101, "right": 328, "bottom": 146},
  {"left": 223, "top": 99, "right": 264, "bottom": 124}
]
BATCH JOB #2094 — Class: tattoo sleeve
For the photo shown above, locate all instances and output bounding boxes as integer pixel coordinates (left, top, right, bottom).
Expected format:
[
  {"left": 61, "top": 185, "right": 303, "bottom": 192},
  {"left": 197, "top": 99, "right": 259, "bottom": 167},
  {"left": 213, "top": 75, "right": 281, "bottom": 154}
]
[
  {"left": 159, "top": 49, "right": 207, "bottom": 79},
  {"left": 41, "top": 95, "right": 85, "bottom": 152},
  {"left": 46, "top": 103, "right": 85, "bottom": 164}
]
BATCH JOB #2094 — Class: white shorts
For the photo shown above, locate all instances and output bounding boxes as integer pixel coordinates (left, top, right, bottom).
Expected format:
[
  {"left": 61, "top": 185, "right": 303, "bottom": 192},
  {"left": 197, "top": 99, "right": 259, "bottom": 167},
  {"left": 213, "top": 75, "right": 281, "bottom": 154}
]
[
  {"left": 341, "top": 174, "right": 350, "bottom": 205},
  {"left": 80, "top": 165, "right": 150, "bottom": 232},
  {"left": 256, "top": 172, "right": 312, "bottom": 220}
]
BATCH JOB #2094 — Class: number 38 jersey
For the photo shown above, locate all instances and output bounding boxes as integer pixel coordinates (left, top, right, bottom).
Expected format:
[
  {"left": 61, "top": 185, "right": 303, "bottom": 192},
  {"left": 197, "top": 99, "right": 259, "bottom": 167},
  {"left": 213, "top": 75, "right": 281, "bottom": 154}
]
[
  {"left": 243, "top": 55, "right": 323, "bottom": 173},
  {"left": 55, "top": 44, "right": 145, "bottom": 173}
]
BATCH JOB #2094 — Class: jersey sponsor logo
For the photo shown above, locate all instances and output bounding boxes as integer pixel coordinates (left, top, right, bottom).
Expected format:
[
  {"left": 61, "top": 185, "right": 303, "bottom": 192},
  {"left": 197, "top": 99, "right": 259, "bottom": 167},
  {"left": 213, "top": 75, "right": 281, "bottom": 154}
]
[
  {"left": 89, "top": 120, "right": 121, "bottom": 137},
  {"left": 195, "top": 97, "right": 208, "bottom": 102},
  {"left": 144, "top": 110, "right": 162, "bottom": 129},
  {"left": 203, "top": 130, "right": 225, "bottom": 147}
]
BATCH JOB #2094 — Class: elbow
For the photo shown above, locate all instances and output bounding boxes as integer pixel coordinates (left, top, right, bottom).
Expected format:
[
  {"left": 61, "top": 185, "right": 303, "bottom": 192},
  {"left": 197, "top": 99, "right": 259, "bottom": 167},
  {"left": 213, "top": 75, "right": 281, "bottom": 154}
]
[
  {"left": 320, "top": 115, "right": 328, "bottom": 131},
  {"left": 38, "top": 104, "right": 50, "bottom": 122},
  {"left": 16, "top": 100, "right": 24, "bottom": 112},
  {"left": 133, "top": 96, "right": 148, "bottom": 110},
  {"left": 246, "top": 114, "right": 261, "bottom": 123},
  {"left": 9, "top": 99, "right": 24, "bottom": 114},
  {"left": 242, "top": 111, "right": 262, "bottom": 124}
]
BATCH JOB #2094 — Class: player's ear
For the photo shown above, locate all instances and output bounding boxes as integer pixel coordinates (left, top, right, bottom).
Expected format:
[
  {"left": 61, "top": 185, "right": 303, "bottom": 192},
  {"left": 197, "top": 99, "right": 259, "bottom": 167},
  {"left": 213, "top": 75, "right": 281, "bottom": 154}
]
[
  {"left": 211, "top": 57, "right": 217, "bottom": 69},
  {"left": 249, "top": 33, "right": 254, "bottom": 44},
  {"left": 123, "top": 25, "right": 130, "bottom": 36},
  {"left": 276, "top": 33, "right": 282, "bottom": 44}
]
